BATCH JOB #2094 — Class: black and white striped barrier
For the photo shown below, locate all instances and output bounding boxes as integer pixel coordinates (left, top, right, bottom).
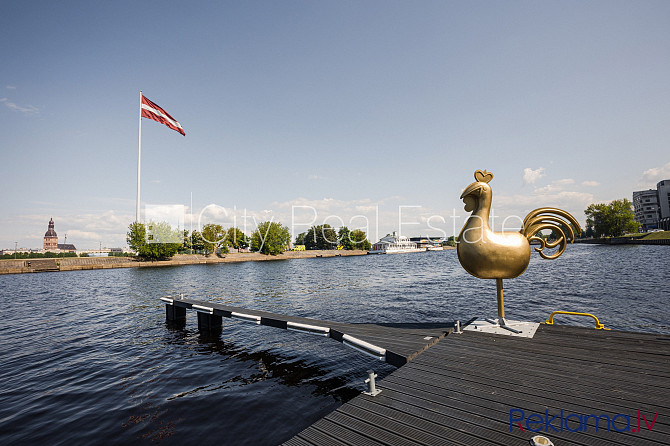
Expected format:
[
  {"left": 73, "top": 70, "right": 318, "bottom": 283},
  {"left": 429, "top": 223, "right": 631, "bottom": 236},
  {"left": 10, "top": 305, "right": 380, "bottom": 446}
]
[
  {"left": 231, "top": 312, "right": 261, "bottom": 324},
  {"left": 287, "top": 321, "right": 330, "bottom": 337},
  {"left": 161, "top": 296, "right": 390, "bottom": 364},
  {"left": 342, "top": 334, "right": 386, "bottom": 361}
]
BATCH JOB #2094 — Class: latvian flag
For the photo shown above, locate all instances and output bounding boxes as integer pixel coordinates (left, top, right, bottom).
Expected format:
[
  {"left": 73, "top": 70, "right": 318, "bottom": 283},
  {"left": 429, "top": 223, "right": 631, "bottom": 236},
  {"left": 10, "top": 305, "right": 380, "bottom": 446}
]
[{"left": 141, "top": 95, "right": 185, "bottom": 136}]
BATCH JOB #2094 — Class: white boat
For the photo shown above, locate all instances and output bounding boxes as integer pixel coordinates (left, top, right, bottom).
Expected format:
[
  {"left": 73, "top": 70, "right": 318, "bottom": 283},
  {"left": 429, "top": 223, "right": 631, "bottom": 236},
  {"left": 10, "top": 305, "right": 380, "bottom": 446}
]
[
  {"left": 368, "top": 232, "right": 425, "bottom": 254},
  {"left": 413, "top": 237, "right": 444, "bottom": 251}
]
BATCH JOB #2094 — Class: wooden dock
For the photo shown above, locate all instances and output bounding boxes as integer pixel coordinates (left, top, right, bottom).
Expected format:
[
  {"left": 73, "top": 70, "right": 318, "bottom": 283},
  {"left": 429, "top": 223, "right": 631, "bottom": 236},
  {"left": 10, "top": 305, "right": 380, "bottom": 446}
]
[
  {"left": 160, "top": 297, "right": 670, "bottom": 445},
  {"left": 286, "top": 324, "right": 670, "bottom": 446}
]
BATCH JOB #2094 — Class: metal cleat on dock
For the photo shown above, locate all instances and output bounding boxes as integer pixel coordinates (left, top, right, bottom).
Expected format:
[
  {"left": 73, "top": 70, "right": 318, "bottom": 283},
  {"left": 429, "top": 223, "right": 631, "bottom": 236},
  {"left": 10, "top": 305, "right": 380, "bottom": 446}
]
[{"left": 363, "top": 370, "right": 382, "bottom": 396}]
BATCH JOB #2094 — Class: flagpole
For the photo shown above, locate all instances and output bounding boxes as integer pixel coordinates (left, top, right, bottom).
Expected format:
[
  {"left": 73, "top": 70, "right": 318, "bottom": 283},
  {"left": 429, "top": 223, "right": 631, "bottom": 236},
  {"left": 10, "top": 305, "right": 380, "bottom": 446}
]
[{"left": 136, "top": 91, "right": 142, "bottom": 222}]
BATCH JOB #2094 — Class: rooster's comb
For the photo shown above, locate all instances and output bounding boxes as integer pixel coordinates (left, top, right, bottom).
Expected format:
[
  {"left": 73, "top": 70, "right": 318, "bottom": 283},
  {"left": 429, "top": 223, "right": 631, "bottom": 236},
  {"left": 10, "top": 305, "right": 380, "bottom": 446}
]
[{"left": 474, "top": 169, "right": 494, "bottom": 183}]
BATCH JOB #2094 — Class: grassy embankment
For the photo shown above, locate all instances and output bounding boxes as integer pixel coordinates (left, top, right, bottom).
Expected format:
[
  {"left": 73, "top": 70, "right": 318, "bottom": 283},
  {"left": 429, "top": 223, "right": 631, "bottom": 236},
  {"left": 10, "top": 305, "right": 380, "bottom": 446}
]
[{"left": 622, "top": 231, "right": 670, "bottom": 240}]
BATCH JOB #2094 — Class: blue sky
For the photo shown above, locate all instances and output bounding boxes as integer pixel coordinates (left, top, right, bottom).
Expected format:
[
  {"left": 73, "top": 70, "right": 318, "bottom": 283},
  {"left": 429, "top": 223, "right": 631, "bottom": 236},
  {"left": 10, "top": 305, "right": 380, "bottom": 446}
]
[{"left": 1, "top": 1, "right": 669, "bottom": 249}]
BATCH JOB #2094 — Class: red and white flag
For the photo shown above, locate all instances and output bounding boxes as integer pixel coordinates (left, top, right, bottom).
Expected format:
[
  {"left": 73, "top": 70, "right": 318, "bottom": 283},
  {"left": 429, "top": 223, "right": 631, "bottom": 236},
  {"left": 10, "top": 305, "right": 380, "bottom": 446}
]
[{"left": 140, "top": 95, "right": 185, "bottom": 136}]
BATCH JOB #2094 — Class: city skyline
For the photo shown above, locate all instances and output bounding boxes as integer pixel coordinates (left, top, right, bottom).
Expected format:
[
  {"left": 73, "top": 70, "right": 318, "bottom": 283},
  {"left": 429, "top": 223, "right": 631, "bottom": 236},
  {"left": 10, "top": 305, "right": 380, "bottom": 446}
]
[{"left": 2, "top": 1, "right": 670, "bottom": 249}]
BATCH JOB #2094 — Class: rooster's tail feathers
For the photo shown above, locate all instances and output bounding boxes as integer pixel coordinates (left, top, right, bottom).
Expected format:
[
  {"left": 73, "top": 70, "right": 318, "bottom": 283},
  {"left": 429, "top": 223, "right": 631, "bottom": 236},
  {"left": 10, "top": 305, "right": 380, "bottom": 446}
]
[{"left": 522, "top": 208, "right": 582, "bottom": 260}]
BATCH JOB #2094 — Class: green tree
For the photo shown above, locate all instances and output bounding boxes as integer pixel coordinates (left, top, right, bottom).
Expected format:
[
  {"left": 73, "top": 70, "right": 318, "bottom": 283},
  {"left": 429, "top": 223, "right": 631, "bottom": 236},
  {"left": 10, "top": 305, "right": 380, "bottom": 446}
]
[
  {"left": 190, "top": 230, "right": 205, "bottom": 252},
  {"left": 201, "top": 223, "right": 226, "bottom": 255},
  {"left": 126, "top": 221, "right": 181, "bottom": 260},
  {"left": 584, "top": 199, "right": 639, "bottom": 237},
  {"left": 338, "top": 227, "right": 353, "bottom": 250},
  {"left": 304, "top": 224, "right": 338, "bottom": 250},
  {"left": 226, "top": 227, "right": 250, "bottom": 251},
  {"left": 251, "top": 221, "right": 290, "bottom": 255},
  {"left": 585, "top": 203, "right": 609, "bottom": 238},
  {"left": 584, "top": 225, "right": 595, "bottom": 238},
  {"left": 350, "top": 229, "right": 371, "bottom": 250},
  {"left": 610, "top": 198, "right": 640, "bottom": 236},
  {"left": 294, "top": 231, "right": 307, "bottom": 246},
  {"left": 127, "top": 221, "right": 146, "bottom": 253}
]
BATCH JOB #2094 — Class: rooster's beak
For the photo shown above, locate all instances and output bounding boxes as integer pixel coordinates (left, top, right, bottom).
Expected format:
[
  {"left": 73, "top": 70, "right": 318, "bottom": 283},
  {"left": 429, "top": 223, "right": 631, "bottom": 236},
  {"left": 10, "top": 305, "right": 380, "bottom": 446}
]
[{"left": 460, "top": 182, "right": 483, "bottom": 199}]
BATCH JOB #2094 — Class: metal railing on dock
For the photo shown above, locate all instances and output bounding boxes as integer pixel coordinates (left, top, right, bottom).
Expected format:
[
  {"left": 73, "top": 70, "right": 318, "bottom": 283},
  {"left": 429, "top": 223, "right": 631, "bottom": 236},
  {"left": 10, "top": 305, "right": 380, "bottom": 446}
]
[{"left": 160, "top": 295, "right": 451, "bottom": 367}]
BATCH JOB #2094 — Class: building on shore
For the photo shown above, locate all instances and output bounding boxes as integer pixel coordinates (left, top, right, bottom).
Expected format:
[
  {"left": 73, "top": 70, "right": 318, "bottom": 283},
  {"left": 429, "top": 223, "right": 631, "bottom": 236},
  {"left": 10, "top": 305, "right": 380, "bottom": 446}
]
[
  {"left": 633, "top": 179, "right": 670, "bottom": 231},
  {"left": 43, "top": 218, "right": 58, "bottom": 250},
  {"left": 632, "top": 190, "right": 660, "bottom": 231},
  {"left": 369, "top": 232, "right": 424, "bottom": 254},
  {"left": 42, "top": 218, "right": 76, "bottom": 252},
  {"left": 409, "top": 236, "right": 444, "bottom": 250},
  {"left": 658, "top": 180, "right": 670, "bottom": 231}
]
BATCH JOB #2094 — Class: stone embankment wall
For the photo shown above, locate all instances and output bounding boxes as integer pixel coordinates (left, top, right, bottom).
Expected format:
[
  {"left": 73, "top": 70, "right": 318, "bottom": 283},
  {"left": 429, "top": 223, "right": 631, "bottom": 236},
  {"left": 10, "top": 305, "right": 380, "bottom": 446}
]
[
  {"left": 0, "top": 250, "right": 368, "bottom": 275},
  {"left": 575, "top": 238, "right": 670, "bottom": 246}
]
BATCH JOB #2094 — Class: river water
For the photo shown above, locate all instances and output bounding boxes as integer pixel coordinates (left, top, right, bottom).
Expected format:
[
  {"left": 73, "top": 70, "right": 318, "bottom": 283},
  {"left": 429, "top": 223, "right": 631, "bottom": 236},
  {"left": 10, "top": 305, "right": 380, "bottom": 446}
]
[{"left": 1, "top": 245, "right": 668, "bottom": 445}]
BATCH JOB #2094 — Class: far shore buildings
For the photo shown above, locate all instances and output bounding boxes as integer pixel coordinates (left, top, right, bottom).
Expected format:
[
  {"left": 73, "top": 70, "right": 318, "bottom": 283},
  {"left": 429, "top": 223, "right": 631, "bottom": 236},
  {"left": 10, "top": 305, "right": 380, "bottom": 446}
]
[
  {"left": 43, "top": 218, "right": 76, "bottom": 252},
  {"left": 633, "top": 179, "right": 670, "bottom": 231}
]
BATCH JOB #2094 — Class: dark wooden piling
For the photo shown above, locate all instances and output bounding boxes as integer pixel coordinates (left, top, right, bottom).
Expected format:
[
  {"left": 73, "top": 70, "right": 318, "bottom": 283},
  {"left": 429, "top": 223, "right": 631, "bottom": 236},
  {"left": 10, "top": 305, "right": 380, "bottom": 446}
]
[
  {"left": 165, "top": 303, "right": 186, "bottom": 322},
  {"left": 196, "top": 311, "right": 222, "bottom": 332}
]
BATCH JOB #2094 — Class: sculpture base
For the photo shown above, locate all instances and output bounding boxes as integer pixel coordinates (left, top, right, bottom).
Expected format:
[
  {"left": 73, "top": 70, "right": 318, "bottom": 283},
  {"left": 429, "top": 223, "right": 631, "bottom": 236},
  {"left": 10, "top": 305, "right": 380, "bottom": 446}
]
[{"left": 464, "top": 318, "right": 539, "bottom": 338}]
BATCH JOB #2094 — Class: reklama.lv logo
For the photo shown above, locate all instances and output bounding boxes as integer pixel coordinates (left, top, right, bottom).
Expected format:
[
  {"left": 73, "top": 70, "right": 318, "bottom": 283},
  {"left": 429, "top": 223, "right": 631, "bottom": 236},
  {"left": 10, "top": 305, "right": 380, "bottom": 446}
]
[{"left": 510, "top": 409, "right": 659, "bottom": 433}]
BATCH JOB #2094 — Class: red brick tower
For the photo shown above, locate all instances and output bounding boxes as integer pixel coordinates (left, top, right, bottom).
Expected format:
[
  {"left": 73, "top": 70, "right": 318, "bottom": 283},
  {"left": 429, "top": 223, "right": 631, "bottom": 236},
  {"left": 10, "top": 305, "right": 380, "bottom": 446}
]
[{"left": 43, "top": 218, "right": 58, "bottom": 250}]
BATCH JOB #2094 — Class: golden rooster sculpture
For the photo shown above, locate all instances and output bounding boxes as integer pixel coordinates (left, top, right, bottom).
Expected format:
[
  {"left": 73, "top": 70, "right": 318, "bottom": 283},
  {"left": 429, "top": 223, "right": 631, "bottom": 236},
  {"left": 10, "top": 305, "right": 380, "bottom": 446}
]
[{"left": 457, "top": 169, "right": 581, "bottom": 327}]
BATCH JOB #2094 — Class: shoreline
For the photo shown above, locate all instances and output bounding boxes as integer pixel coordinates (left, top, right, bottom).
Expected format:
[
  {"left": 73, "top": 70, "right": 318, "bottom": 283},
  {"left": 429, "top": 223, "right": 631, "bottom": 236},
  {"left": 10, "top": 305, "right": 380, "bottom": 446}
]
[
  {"left": 574, "top": 237, "right": 670, "bottom": 245},
  {"left": 0, "top": 250, "right": 370, "bottom": 275},
  {"left": 0, "top": 248, "right": 459, "bottom": 276}
]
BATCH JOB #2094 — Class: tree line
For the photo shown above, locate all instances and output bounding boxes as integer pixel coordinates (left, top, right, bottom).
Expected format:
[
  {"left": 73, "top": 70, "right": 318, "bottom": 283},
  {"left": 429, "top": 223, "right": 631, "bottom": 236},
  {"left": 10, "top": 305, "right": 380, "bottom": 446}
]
[
  {"left": 294, "top": 224, "right": 371, "bottom": 251},
  {"left": 126, "top": 221, "right": 371, "bottom": 260},
  {"left": 0, "top": 251, "right": 78, "bottom": 259},
  {"left": 127, "top": 221, "right": 292, "bottom": 259}
]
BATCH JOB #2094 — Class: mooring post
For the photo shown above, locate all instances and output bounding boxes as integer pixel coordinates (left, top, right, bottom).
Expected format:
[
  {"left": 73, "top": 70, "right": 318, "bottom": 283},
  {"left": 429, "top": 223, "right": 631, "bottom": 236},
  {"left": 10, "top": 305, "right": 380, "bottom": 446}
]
[{"left": 363, "top": 370, "right": 382, "bottom": 396}]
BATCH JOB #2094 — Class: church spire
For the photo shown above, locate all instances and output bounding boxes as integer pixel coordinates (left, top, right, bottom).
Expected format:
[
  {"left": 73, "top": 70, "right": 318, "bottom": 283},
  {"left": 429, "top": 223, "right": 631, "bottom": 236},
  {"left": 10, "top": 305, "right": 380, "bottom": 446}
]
[{"left": 44, "top": 217, "right": 58, "bottom": 250}]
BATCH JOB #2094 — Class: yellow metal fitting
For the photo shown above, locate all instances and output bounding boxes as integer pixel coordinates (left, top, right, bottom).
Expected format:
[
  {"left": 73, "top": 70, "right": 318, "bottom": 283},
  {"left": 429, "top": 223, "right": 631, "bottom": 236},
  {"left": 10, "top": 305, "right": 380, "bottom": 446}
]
[{"left": 545, "top": 311, "right": 609, "bottom": 330}]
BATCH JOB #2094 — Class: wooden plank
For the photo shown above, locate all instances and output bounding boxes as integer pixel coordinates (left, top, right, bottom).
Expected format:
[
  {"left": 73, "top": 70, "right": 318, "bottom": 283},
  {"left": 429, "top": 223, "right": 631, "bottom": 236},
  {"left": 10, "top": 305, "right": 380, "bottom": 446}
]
[
  {"left": 387, "top": 364, "right": 669, "bottom": 437},
  {"left": 459, "top": 327, "right": 670, "bottom": 374},
  {"left": 438, "top": 332, "right": 670, "bottom": 381},
  {"left": 347, "top": 395, "right": 523, "bottom": 445},
  {"left": 408, "top": 358, "right": 670, "bottom": 413},
  {"left": 420, "top": 344, "right": 670, "bottom": 393}
]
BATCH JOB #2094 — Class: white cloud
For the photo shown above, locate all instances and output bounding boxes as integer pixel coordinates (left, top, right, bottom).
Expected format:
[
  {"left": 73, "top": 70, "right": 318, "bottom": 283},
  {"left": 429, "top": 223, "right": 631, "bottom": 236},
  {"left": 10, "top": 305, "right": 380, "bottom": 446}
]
[
  {"left": 533, "top": 184, "right": 558, "bottom": 194},
  {"left": 523, "top": 167, "right": 545, "bottom": 185},
  {"left": 533, "top": 178, "right": 574, "bottom": 194},
  {"left": 145, "top": 204, "right": 184, "bottom": 230},
  {"left": 307, "top": 174, "right": 325, "bottom": 180},
  {"left": 581, "top": 181, "right": 600, "bottom": 187},
  {"left": 6, "top": 85, "right": 16, "bottom": 90},
  {"left": 1, "top": 97, "right": 39, "bottom": 115},
  {"left": 640, "top": 162, "right": 670, "bottom": 187},
  {"left": 554, "top": 178, "right": 575, "bottom": 186},
  {"left": 66, "top": 229, "right": 102, "bottom": 241},
  {"left": 496, "top": 190, "right": 593, "bottom": 227}
]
